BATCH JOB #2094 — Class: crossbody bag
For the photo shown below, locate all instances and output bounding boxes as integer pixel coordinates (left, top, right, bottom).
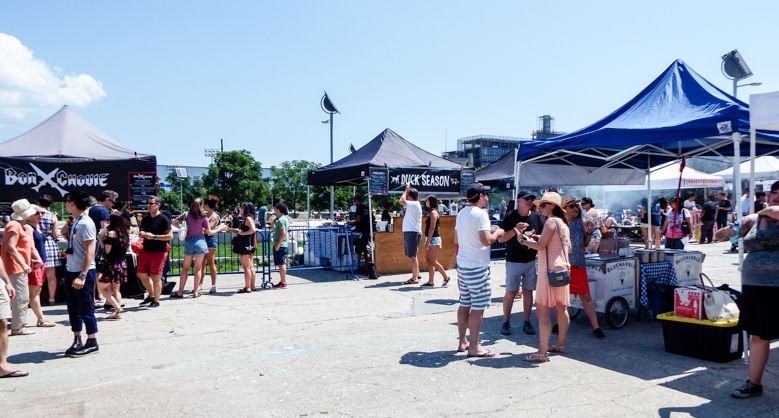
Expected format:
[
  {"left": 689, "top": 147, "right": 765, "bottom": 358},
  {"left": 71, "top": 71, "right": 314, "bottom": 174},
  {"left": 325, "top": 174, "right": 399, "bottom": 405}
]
[{"left": 547, "top": 218, "right": 571, "bottom": 287}]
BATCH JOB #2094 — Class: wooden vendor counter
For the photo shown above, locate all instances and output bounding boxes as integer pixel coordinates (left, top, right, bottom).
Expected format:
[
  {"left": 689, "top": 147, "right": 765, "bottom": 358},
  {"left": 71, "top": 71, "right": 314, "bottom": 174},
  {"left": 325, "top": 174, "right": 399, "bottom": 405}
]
[{"left": 374, "top": 215, "right": 456, "bottom": 275}]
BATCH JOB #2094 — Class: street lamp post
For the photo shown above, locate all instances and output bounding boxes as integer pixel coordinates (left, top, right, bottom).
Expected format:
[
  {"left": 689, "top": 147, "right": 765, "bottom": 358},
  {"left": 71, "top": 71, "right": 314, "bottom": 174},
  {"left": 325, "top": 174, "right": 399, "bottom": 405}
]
[{"left": 321, "top": 92, "right": 339, "bottom": 220}]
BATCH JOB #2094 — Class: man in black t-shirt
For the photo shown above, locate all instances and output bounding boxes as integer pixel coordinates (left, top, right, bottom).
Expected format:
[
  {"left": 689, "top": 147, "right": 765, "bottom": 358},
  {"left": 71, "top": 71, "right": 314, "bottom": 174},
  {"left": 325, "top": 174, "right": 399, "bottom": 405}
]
[
  {"left": 136, "top": 196, "right": 172, "bottom": 308},
  {"left": 716, "top": 192, "right": 732, "bottom": 229},
  {"left": 700, "top": 194, "right": 718, "bottom": 244},
  {"left": 498, "top": 191, "right": 545, "bottom": 336}
]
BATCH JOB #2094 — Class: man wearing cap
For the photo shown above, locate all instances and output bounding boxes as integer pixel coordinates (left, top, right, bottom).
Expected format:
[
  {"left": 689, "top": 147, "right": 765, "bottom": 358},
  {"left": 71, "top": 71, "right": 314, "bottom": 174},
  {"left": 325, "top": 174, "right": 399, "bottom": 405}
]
[
  {"left": 62, "top": 191, "right": 100, "bottom": 357},
  {"left": 454, "top": 183, "right": 504, "bottom": 357},
  {"left": 400, "top": 185, "right": 423, "bottom": 284},
  {"left": 1, "top": 199, "right": 44, "bottom": 336},
  {"left": 498, "top": 191, "right": 544, "bottom": 336}
]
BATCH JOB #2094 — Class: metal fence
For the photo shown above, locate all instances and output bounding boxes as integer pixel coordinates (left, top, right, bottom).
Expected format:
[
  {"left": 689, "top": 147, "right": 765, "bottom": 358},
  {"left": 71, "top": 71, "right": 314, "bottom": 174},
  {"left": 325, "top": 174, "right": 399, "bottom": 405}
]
[{"left": 165, "top": 225, "right": 357, "bottom": 280}]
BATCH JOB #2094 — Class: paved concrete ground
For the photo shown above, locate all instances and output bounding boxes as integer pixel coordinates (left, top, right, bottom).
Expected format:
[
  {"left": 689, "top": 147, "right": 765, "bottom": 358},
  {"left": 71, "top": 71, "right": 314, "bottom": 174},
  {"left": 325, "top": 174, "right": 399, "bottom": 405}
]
[{"left": 2, "top": 241, "right": 777, "bottom": 417}]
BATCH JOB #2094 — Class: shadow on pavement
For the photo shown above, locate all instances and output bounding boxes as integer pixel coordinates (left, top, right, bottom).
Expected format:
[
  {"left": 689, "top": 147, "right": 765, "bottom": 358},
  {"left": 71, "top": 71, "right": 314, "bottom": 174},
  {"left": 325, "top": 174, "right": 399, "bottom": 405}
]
[
  {"left": 8, "top": 350, "right": 61, "bottom": 364},
  {"left": 399, "top": 350, "right": 464, "bottom": 368}
]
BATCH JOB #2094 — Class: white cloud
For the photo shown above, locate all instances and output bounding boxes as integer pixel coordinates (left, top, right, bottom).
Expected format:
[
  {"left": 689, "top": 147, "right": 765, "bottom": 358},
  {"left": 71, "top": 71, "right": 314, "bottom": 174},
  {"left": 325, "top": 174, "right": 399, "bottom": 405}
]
[{"left": 0, "top": 33, "right": 106, "bottom": 123}]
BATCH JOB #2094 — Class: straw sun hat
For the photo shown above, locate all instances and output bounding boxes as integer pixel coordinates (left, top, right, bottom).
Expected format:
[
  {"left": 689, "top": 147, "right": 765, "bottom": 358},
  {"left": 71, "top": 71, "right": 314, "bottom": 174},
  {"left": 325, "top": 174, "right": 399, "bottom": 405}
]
[
  {"left": 11, "top": 199, "right": 40, "bottom": 221},
  {"left": 535, "top": 191, "right": 563, "bottom": 210},
  {"left": 561, "top": 196, "right": 580, "bottom": 208}
]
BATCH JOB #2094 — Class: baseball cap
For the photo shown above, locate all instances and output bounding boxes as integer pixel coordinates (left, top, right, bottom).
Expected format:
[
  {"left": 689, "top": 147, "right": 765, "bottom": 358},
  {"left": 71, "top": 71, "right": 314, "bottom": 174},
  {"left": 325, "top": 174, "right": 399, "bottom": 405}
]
[
  {"left": 466, "top": 183, "right": 491, "bottom": 201},
  {"left": 516, "top": 191, "right": 536, "bottom": 200}
]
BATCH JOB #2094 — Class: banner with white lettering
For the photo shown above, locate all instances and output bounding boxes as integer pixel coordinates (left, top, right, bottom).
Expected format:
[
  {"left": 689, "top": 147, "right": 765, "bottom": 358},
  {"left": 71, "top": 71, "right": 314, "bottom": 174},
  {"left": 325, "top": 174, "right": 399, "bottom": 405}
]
[
  {"left": 0, "top": 157, "right": 157, "bottom": 212},
  {"left": 387, "top": 167, "right": 463, "bottom": 194}
]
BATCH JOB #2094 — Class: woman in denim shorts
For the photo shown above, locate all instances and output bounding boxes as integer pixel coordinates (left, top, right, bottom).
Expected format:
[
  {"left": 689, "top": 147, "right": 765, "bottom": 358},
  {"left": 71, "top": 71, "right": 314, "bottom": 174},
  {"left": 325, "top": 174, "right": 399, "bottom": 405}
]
[
  {"left": 171, "top": 198, "right": 210, "bottom": 298},
  {"left": 202, "top": 195, "right": 225, "bottom": 294},
  {"left": 422, "top": 195, "right": 450, "bottom": 287}
]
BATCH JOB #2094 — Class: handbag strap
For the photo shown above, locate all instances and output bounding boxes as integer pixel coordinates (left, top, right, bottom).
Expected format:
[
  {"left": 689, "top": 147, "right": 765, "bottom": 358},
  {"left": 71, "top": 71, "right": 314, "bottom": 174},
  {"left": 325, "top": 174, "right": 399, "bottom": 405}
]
[{"left": 545, "top": 218, "right": 570, "bottom": 270}]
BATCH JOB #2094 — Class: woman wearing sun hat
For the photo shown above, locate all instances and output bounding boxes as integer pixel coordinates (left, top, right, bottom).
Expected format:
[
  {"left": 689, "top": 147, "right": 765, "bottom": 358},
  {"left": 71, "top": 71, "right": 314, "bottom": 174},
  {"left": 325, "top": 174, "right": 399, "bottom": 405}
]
[{"left": 517, "top": 191, "right": 571, "bottom": 363}]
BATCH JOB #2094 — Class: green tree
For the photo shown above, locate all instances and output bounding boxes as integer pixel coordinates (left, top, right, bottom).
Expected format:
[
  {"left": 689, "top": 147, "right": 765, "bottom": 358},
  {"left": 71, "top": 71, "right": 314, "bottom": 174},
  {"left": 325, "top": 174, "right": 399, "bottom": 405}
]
[
  {"left": 202, "top": 150, "right": 267, "bottom": 209},
  {"left": 270, "top": 160, "right": 322, "bottom": 214},
  {"left": 157, "top": 168, "right": 209, "bottom": 214}
]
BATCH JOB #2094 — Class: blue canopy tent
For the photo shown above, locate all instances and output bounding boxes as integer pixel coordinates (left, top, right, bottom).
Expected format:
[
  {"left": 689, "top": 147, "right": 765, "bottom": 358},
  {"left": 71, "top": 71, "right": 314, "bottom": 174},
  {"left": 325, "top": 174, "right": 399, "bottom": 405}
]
[{"left": 515, "top": 59, "right": 779, "bottom": 246}]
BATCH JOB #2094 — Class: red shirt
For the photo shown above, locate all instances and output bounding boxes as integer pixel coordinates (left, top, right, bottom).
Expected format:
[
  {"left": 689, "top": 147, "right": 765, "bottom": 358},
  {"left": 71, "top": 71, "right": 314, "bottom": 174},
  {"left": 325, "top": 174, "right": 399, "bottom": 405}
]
[{"left": 1, "top": 221, "right": 33, "bottom": 275}]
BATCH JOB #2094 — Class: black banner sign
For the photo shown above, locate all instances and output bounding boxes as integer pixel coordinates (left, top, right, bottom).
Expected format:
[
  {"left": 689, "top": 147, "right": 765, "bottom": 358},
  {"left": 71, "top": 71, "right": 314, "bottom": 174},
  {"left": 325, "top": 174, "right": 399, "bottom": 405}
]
[
  {"left": 0, "top": 157, "right": 157, "bottom": 213},
  {"left": 369, "top": 167, "right": 389, "bottom": 195},
  {"left": 128, "top": 172, "right": 158, "bottom": 211},
  {"left": 387, "top": 167, "right": 462, "bottom": 194}
]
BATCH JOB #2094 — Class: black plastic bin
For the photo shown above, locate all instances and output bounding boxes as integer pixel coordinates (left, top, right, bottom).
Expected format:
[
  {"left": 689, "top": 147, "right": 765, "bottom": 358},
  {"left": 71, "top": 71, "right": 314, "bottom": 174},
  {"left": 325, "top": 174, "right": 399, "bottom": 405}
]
[{"left": 657, "top": 312, "right": 743, "bottom": 363}]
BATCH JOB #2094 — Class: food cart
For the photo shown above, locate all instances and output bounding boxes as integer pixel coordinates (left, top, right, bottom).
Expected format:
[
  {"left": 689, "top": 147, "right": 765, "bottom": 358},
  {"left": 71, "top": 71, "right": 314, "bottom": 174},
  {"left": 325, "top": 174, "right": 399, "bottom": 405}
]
[{"left": 569, "top": 254, "right": 639, "bottom": 329}]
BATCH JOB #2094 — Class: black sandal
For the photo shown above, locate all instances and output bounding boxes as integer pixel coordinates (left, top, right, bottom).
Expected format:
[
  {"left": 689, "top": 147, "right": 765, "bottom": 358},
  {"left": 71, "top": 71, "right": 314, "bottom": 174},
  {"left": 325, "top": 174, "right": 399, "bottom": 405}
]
[
  {"left": 237, "top": 288, "right": 252, "bottom": 293},
  {"left": 401, "top": 279, "right": 419, "bottom": 285}
]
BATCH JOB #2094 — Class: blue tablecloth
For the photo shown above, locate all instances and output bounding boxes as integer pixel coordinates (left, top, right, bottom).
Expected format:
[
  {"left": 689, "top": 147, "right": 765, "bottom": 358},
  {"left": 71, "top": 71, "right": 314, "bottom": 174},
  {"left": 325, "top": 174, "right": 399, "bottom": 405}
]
[{"left": 639, "top": 261, "right": 677, "bottom": 308}]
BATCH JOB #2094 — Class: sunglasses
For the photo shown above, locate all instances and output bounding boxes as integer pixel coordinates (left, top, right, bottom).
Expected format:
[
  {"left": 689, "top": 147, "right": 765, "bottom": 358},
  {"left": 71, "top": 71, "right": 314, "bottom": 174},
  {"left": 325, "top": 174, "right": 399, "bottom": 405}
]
[{"left": 564, "top": 204, "right": 579, "bottom": 209}]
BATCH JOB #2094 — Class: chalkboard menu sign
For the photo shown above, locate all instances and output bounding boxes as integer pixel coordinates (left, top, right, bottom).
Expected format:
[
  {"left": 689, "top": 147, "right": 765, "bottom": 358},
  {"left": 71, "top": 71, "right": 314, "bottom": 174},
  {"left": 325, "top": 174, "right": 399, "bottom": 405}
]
[
  {"left": 369, "top": 167, "right": 389, "bottom": 195},
  {"left": 460, "top": 169, "right": 475, "bottom": 196},
  {"left": 128, "top": 172, "right": 157, "bottom": 211}
]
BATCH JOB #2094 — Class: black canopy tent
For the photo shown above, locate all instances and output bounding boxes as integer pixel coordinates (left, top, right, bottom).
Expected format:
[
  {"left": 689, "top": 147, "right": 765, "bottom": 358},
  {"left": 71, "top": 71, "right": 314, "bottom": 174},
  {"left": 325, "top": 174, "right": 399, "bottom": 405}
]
[
  {"left": 308, "top": 128, "right": 473, "bottom": 267},
  {"left": 475, "top": 148, "right": 517, "bottom": 187},
  {"left": 307, "top": 128, "right": 467, "bottom": 190},
  {"left": 0, "top": 106, "right": 157, "bottom": 212}
]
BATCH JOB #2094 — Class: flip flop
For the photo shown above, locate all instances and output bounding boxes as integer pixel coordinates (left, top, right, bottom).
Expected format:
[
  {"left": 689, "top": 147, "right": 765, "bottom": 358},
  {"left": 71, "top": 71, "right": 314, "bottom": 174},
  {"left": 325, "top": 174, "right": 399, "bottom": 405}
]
[
  {"left": 548, "top": 345, "right": 566, "bottom": 354},
  {"left": 442, "top": 277, "right": 450, "bottom": 287},
  {"left": 237, "top": 288, "right": 252, "bottom": 294},
  {"left": 0, "top": 370, "right": 29, "bottom": 378},
  {"left": 466, "top": 350, "right": 496, "bottom": 358},
  {"left": 401, "top": 279, "right": 419, "bottom": 285},
  {"left": 420, "top": 282, "right": 435, "bottom": 287}
]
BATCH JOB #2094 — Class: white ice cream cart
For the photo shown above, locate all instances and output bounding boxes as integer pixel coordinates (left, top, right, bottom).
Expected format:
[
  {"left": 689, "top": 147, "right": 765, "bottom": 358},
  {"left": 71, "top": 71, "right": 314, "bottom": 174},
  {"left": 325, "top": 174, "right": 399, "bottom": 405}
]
[{"left": 569, "top": 255, "right": 639, "bottom": 329}]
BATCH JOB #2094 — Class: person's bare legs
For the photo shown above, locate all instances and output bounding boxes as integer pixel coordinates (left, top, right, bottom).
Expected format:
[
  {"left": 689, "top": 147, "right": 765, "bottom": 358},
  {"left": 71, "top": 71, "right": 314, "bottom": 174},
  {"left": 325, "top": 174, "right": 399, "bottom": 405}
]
[
  {"left": 176, "top": 255, "right": 193, "bottom": 295},
  {"left": 241, "top": 255, "right": 253, "bottom": 290},
  {"left": 0, "top": 319, "right": 25, "bottom": 377},
  {"left": 205, "top": 248, "right": 217, "bottom": 286},
  {"left": 580, "top": 295, "right": 600, "bottom": 330},
  {"left": 45, "top": 267, "right": 57, "bottom": 304},
  {"left": 28, "top": 285, "right": 48, "bottom": 323},
  {"left": 748, "top": 337, "right": 771, "bottom": 385},
  {"left": 408, "top": 256, "right": 420, "bottom": 281},
  {"left": 536, "top": 304, "right": 551, "bottom": 354},
  {"left": 502, "top": 290, "right": 518, "bottom": 323},
  {"left": 424, "top": 246, "right": 440, "bottom": 284},
  {"left": 467, "top": 309, "right": 487, "bottom": 355},
  {"left": 522, "top": 289, "right": 534, "bottom": 323},
  {"left": 111, "top": 282, "right": 122, "bottom": 308},
  {"left": 98, "top": 282, "right": 120, "bottom": 311},
  {"left": 150, "top": 275, "right": 162, "bottom": 302},
  {"left": 456, "top": 306, "right": 470, "bottom": 351},
  {"left": 192, "top": 254, "right": 205, "bottom": 295},
  {"left": 554, "top": 303, "right": 571, "bottom": 348},
  {"left": 137, "top": 272, "right": 152, "bottom": 297}
]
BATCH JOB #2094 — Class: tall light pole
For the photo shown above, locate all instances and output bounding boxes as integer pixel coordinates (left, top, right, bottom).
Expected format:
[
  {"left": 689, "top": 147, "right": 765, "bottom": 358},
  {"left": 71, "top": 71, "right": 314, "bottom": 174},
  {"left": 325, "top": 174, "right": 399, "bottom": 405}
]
[
  {"left": 321, "top": 92, "right": 339, "bottom": 219},
  {"left": 175, "top": 167, "right": 188, "bottom": 212},
  {"left": 204, "top": 148, "right": 218, "bottom": 164}
]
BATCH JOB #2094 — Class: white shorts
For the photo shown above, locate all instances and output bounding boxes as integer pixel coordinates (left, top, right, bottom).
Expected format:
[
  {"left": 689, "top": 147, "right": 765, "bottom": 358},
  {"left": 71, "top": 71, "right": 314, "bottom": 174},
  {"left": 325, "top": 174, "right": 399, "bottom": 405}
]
[{"left": 0, "top": 283, "right": 11, "bottom": 320}]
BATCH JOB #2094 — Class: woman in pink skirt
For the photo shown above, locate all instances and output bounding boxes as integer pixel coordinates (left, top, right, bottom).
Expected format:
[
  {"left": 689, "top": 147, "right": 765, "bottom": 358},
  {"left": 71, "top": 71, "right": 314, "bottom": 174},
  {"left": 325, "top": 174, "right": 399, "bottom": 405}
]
[{"left": 516, "top": 191, "right": 571, "bottom": 362}]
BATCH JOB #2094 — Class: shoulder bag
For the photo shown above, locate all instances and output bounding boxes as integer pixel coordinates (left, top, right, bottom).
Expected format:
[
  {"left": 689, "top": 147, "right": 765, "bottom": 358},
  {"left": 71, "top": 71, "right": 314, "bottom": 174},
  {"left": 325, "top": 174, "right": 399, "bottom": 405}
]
[
  {"left": 547, "top": 218, "right": 571, "bottom": 287},
  {"left": 700, "top": 273, "right": 739, "bottom": 321},
  {"left": 177, "top": 212, "right": 188, "bottom": 241}
]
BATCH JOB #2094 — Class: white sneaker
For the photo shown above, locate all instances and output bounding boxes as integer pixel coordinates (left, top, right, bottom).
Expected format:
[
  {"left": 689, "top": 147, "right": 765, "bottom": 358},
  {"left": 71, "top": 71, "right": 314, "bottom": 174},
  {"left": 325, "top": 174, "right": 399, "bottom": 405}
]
[{"left": 209, "top": 286, "right": 217, "bottom": 294}]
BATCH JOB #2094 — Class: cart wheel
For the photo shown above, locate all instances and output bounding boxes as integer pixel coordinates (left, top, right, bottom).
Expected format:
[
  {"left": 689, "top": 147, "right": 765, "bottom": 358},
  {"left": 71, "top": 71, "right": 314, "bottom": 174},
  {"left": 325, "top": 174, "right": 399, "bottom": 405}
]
[
  {"left": 605, "top": 297, "right": 630, "bottom": 329},
  {"left": 567, "top": 307, "right": 581, "bottom": 319}
]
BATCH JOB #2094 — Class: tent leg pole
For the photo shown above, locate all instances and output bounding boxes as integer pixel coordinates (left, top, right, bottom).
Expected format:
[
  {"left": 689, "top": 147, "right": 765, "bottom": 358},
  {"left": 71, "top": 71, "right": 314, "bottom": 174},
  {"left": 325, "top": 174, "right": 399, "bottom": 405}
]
[
  {"left": 733, "top": 132, "right": 743, "bottom": 269},
  {"left": 646, "top": 163, "right": 652, "bottom": 250},
  {"left": 367, "top": 178, "right": 375, "bottom": 272},
  {"left": 749, "top": 128, "right": 756, "bottom": 214}
]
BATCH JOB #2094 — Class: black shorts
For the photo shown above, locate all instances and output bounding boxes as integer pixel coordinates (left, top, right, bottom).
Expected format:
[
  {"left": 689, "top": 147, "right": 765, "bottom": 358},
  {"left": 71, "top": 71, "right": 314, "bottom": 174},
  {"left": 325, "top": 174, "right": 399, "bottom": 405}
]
[{"left": 739, "top": 285, "right": 779, "bottom": 341}]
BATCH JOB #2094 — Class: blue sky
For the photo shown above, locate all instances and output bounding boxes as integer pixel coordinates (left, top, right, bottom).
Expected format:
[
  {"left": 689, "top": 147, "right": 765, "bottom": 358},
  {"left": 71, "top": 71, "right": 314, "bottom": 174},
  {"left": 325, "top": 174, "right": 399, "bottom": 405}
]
[{"left": 1, "top": 1, "right": 777, "bottom": 168}]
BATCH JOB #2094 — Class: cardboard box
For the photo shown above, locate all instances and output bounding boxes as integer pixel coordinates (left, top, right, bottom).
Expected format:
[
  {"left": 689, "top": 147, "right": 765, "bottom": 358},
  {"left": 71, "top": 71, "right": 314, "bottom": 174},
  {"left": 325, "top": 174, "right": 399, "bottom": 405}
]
[{"left": 674, "top": 287, "right": 703, "bottom": 320}]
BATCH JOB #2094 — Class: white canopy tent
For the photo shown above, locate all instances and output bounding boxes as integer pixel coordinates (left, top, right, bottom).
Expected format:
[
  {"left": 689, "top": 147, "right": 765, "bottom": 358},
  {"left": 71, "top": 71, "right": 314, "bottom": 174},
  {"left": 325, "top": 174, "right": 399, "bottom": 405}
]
[
  {"left": 604, "top": 162, "right": 724, "bottom": 191},
  {"left": 712, "top": 156, "right": 779, "bottom": 182}
]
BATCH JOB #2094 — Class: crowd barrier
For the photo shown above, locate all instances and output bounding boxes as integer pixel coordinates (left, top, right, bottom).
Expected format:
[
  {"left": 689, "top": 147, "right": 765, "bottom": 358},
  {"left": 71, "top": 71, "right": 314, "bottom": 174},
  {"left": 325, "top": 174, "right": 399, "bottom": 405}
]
[{"left": 165, "top": 225, "right": 358, "bottom": 282}]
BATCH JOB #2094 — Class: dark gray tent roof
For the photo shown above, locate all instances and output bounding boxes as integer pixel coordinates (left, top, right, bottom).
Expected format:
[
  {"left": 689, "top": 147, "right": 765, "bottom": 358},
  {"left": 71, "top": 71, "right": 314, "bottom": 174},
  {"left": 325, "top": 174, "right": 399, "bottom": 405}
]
[
  {"left": 475, "top": 148, "right": 516, "bottom": 185},
  {"left": 308, "top": 128, "right": 463, "bottom": 185}
]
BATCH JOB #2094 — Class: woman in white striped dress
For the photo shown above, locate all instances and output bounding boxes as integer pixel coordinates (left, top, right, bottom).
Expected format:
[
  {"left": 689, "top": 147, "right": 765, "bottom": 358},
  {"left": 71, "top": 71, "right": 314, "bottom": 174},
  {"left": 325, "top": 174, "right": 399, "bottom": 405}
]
[{"left": 37, "top": 195, "right": 61, "bottom": 305}]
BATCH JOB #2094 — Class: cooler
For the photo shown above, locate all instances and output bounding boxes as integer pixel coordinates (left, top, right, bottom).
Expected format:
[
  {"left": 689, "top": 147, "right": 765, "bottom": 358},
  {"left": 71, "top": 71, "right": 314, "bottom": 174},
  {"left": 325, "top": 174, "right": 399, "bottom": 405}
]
[
  {"left": 657, "top": 312, "right": 743, "bottom": 363},
  {"left": 663, "top": 250, "right": 705, "bottom": 287}
]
